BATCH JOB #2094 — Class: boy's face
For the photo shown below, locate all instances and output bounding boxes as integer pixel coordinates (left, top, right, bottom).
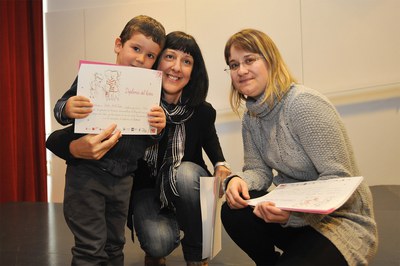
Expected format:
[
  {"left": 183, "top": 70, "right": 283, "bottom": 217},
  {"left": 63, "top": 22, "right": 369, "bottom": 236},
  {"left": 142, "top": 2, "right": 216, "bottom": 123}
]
[{"left": 114, "top": 32, "right": 161, "bottom": 69}]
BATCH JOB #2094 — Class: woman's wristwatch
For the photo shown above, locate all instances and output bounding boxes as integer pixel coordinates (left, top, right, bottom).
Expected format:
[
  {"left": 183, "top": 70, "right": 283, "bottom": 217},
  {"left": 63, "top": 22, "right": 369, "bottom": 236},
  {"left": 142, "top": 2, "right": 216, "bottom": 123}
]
[{"left": 214, "top": 161, "right": 231, "bottom": 171}]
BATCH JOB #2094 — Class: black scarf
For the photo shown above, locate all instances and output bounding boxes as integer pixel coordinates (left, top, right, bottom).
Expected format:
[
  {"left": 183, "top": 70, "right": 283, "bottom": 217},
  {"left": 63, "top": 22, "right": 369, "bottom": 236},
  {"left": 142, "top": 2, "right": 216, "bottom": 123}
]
[{"left": 144, "top": 98, "right": 194, "bottom": 208}]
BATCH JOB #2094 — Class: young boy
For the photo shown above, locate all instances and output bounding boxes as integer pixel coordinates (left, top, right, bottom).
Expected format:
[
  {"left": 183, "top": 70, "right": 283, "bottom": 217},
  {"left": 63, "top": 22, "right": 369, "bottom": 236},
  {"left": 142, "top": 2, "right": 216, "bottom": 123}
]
[{"left": 46, "top": 15, "right": 166, "bottom": 265}]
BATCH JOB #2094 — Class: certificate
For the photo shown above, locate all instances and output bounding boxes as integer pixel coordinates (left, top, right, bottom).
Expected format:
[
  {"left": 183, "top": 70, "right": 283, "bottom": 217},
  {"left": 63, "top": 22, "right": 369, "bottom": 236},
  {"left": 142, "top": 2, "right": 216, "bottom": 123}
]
[
  {"left": 246, "top": 176, "right": 364, "bottom": 214},
  {"left": 74, "top": 62, "right": 162, "bottom": 135}
]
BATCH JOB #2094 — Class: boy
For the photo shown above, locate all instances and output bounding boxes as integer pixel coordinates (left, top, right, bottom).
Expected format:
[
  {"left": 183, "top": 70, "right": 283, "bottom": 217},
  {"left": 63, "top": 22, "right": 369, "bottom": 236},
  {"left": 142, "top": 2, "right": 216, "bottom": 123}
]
[{"left": 46, "top": 15, "right": 166, "bottom": 265}]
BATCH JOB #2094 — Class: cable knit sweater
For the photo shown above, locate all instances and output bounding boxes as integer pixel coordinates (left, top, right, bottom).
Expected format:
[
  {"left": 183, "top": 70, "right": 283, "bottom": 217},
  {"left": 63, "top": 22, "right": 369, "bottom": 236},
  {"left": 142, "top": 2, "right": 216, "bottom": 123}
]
[{"left": 238, "top": 84, "right": 377, "bottom": 265}]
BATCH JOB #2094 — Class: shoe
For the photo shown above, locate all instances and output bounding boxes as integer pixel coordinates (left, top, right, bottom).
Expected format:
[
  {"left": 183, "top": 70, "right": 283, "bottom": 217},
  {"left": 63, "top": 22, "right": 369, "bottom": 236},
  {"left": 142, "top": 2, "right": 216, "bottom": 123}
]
[
  {"left": 144, "top": 255, "right": 166, "bottom": 266},
  {"left": 186, "top": 258, "right": 208, "bottom": 266}
]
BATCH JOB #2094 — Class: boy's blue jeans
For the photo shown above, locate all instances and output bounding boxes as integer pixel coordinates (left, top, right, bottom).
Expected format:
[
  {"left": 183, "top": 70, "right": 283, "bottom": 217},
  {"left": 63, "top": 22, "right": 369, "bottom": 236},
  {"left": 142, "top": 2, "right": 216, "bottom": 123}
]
[{"left": 132, "top": 162, "right": 208, "bottom": 262}]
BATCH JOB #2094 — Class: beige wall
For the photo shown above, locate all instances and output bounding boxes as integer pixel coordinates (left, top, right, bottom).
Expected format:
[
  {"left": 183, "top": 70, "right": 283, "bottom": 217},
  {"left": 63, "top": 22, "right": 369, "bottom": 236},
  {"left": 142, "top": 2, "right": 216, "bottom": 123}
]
[{"left": 45, "top": 0, "right": 400, "bottom": 202}]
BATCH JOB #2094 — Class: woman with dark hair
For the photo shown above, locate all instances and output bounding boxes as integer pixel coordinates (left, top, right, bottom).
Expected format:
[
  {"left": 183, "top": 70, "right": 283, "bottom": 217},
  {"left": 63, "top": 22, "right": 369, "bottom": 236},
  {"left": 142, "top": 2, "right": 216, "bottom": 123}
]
[{"left": 130, "top": 31, "right": 230, "bottom": 266}]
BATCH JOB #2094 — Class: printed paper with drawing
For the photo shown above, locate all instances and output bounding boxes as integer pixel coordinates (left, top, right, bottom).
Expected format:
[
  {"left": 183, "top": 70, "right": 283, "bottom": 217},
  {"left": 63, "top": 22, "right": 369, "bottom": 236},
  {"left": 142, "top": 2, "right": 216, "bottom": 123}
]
[
  {"left": 200, "top": 176, "right": 222, "bottom": 259},
  {"left": 246, "top": 176, "right": 364, "bottom": 214},
  {"left": 74, "top": 62, "right": 162, "bottom": 135}
]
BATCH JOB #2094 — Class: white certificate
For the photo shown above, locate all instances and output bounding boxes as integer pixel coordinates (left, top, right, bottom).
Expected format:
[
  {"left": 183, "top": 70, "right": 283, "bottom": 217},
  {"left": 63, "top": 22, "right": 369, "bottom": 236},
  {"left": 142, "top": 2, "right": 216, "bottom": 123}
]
[
  {"left": 74, "top": 62, "right": 162, "bottom": 135},
  {"left": 246, "top": 176, "right": 364, "bottom": 214}
]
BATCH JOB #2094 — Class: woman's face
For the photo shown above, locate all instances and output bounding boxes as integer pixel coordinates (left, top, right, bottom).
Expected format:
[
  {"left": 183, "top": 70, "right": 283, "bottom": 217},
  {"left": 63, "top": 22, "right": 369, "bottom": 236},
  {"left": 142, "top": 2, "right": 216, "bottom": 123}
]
[
  {"left": 157, "top": 48, "right": 194, "bottom": 104},
  {"left": 228, "top": 45, "right": 269, "bottom": 98}
]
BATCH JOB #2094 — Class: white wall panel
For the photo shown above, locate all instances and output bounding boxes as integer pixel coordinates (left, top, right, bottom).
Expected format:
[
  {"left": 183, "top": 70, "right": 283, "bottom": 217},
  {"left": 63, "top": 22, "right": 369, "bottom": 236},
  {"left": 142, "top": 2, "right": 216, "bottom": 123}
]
[
  {"left": 186, "top": 0, "right": 303, "bottom": 112},
  {"left": 301, "top": 0, "right": 400, "bottom": 94},
  {"left": 84, "top": 0, "right": 186, "bottom": 63}
]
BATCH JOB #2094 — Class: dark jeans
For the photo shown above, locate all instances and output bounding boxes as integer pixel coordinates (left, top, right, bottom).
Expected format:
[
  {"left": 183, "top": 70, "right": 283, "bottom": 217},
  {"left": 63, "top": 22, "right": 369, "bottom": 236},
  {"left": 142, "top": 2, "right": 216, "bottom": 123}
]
[
  {"left": 132, "top": 162, "right": 208, "bottom": 262},
  {"left": 64, "top": 163, "right": 133, "bottom": 266},
  {"left": 221, "top": 191, "right": 347, "bottom": 266}
]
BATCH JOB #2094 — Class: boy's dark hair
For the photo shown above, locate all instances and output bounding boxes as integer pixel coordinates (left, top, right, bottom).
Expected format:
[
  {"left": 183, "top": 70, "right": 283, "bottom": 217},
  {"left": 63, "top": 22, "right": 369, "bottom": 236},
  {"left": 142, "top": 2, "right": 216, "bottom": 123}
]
[
  {"left": 119, "top": 15, "right": 166, "bottom": 49},
  {"left": 157, "top": 31, "right": 208, "bottom": 107}
]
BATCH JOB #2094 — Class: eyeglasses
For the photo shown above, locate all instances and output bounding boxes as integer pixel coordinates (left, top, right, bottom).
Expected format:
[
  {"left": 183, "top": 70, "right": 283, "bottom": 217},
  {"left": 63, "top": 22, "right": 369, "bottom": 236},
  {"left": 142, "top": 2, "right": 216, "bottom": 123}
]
[{"left": 224, "top": 55, "right": 264, "bottom": 73}]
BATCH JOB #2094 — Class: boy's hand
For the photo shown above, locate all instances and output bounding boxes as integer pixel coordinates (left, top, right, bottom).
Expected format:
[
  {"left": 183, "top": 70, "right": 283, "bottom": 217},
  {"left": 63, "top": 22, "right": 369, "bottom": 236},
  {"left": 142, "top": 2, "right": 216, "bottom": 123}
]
[
  {"left": 148, "top": 105, "right": 166, "bottom": 134},
  {"left": 64, "top": 95, "right": 93, "bottom": 119}
]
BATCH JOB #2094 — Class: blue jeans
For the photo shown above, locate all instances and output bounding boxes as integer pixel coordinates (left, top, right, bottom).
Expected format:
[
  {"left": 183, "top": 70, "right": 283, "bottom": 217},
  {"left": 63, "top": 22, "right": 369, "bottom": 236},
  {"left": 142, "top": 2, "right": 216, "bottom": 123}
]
[{"left": 132, "top": 162, "right": 208, "bottom": 262}]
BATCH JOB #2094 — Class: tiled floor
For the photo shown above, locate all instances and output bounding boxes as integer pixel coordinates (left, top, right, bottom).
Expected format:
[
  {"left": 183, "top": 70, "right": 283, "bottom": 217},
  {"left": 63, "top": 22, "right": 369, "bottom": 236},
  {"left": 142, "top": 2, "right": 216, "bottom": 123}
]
[{"left": 0, "top": 185, "right": 398, "bottom": 266}]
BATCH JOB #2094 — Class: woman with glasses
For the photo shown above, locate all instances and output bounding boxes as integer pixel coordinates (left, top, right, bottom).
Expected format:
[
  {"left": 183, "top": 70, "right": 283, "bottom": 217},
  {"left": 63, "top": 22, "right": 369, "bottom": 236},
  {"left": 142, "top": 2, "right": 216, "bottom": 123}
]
[{"left": 221, "top": 28, "right": 377, "bottom": 266}]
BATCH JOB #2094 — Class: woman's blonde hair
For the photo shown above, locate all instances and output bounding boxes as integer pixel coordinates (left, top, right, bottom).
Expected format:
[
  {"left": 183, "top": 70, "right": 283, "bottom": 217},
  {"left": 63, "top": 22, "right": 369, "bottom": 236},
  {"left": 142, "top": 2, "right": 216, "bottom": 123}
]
[{"left": 224, "top": 29, "right": 296, "bottom": 114}]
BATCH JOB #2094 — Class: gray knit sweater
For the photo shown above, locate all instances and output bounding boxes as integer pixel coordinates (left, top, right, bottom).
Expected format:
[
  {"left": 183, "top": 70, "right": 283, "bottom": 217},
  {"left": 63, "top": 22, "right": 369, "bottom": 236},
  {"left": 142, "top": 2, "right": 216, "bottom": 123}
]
[{"left": 238, "top": 84, "right": 378, "bottom": 265}]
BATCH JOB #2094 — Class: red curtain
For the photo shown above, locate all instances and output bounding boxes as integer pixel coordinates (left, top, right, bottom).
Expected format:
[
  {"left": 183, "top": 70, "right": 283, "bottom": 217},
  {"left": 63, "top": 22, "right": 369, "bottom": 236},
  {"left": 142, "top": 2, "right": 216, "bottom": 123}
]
[{"left": 0, "top": 0, "right": 47, "bottom": 202}]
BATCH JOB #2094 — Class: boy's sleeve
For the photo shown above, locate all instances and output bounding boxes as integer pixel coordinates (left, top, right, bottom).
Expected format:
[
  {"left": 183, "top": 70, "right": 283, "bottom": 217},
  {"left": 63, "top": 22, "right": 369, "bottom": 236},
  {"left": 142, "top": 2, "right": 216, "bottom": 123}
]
[
  {"left": 54, "top": 76, "right": 78, "bottom": 125},
  {"left": 46, "top": 126, "right": 76, "bottom": 161}
]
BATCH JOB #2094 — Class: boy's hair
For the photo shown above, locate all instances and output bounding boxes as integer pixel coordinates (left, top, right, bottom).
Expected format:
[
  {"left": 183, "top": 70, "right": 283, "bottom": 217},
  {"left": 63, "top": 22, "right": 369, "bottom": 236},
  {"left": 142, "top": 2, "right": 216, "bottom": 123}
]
[
  {"left": 224, "top": 28, "right": 296, "bottom": 113},
  {"left": 119, "top": 15, "right": 166, "bottom": 49},
  {"left": 157, "top": 31, "right": 208, "bottom": 107}
]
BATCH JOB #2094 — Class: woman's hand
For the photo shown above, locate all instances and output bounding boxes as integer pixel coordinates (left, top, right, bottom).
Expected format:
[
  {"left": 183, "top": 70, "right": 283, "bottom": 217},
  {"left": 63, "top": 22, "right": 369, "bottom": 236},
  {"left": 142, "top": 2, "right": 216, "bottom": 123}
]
[
  {"left": 148, "top": 105, "right": 166, "bottom": 134},
  {"left": 64, "top": 95, "right": 93, "bottom": 119},
  {"left": 225, "top": 176, "right": 250, "bottom": 209},
  {"left": 69, "top": 124, "right": 121, "bottom": 160},
  {"left": 253, "top": 202, "right": 290, "bottom": 223},
  {"left": 214, "top": 165, "right": 231, "bottom": 198}
]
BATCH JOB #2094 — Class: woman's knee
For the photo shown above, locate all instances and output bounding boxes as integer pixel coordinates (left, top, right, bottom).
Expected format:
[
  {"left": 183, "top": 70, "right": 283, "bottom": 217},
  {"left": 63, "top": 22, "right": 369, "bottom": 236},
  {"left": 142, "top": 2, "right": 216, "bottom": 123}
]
[
  {"left": 221, "top": 203, "right": 251, "bottom": 231},
  {"left": 221, "top": 202, "right": 232, "bottom": 227},
  {"left": 175, "top": 162, "right": 207, "bottom": 194},
  {"left": 177, "top": 162, "right": 207, "bottom": 179},
  {"left": 141, "top": 240, "right": 173, "bottom": 258},
  {"left": 137, "top": 226, "right": 179, "bottom": 258}
]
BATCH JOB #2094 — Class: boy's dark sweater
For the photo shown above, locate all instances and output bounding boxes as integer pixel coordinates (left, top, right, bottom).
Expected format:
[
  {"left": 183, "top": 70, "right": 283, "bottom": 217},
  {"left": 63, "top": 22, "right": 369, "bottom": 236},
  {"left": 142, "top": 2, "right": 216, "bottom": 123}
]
[{"left": 46, "top": 125, "right": 157, "bottom": 177}]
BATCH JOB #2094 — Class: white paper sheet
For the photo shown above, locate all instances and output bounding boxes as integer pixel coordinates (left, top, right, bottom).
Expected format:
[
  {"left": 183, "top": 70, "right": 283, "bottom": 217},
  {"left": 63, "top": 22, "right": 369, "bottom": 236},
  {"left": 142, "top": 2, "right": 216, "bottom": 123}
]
[
  {"left": 74, "top": 62, "right": 162, "bottom": 135},
  {"left": 200, "top": 176, "right": 222, "bottom": 259}
]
